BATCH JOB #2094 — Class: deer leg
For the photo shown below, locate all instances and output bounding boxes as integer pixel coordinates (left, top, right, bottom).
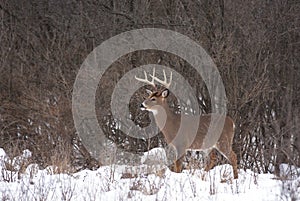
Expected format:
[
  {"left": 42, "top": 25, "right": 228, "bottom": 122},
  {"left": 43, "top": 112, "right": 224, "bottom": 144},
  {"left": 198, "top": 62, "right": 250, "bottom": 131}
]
[
  {"left": 174, "top": 156, "right": 184, "bottom": 173},
  {"left": 223, "top": 150, "right": 238, "bottom": 179},
  {"left": 205, "top": 149, "right": 217, "bottom": 172},
  {"left": 217, "top": 147, "right": 238, "bottom": 179},
  {"left": 229, "top": 150, "right": 238, "bottom": 179}
]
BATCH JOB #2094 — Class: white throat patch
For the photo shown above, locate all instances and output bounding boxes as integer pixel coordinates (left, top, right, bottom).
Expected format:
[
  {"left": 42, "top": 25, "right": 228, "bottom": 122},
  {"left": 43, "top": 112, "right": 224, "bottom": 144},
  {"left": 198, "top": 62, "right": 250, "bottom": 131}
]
[{"left": 147, "top": 109, "right": 158, "bottom": 115}]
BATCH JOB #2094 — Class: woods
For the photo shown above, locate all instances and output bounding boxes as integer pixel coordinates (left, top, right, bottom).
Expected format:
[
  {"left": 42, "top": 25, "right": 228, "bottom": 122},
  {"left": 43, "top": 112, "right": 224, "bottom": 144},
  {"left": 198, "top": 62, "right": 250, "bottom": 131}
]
[{"left": 0, "top": 0, "right": 299, "bottom": 175}]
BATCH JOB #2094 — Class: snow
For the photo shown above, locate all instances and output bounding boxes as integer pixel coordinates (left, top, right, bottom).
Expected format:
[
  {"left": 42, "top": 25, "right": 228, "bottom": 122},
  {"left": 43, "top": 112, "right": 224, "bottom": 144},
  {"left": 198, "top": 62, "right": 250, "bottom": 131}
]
[
  {"left": 141, "top": 147, "right": 167, "bottom": 164},
  {"left": 0, "top": 148, "right": 299, "bottom": 201}
]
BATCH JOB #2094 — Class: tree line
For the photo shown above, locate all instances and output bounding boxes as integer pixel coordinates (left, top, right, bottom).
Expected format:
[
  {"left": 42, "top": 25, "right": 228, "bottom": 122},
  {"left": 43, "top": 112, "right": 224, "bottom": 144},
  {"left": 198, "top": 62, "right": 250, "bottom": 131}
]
[{"left": 0, "top": 0, "right": 299, "bottom": 174}]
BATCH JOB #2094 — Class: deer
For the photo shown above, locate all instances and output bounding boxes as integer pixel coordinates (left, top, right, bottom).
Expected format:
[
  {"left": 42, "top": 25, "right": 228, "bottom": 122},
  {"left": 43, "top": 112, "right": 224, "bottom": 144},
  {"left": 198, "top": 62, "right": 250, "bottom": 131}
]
[{"left": 135, "top": 69, "right": 238, "bottom": 179}]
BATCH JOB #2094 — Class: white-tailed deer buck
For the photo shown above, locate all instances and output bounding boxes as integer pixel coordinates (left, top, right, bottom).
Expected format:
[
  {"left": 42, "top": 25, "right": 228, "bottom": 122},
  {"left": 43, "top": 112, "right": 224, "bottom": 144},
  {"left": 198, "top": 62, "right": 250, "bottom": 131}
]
[{"left": 135, "top": 69, "right": 238, "bottom": 179}]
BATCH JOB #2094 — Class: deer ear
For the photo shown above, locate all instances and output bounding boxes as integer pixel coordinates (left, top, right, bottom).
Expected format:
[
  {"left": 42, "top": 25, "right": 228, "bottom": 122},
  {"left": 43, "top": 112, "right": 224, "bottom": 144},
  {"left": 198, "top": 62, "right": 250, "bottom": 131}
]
[{"left": 161, "top": 89, "right": 169, "bottom": 98}]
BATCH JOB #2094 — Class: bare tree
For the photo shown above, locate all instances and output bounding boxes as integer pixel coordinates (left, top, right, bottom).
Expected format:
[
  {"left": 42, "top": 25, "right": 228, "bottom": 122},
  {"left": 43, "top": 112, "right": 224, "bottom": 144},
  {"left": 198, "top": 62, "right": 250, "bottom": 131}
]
[{"left": 0, "top": 0, "right": 299, "bottom": 173}]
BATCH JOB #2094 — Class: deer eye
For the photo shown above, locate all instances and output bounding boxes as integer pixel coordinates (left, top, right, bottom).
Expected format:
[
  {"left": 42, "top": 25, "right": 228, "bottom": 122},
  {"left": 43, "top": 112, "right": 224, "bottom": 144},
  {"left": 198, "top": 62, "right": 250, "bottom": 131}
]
[{"left": 150, "top": 97, "right": 156, "bottom": 101}]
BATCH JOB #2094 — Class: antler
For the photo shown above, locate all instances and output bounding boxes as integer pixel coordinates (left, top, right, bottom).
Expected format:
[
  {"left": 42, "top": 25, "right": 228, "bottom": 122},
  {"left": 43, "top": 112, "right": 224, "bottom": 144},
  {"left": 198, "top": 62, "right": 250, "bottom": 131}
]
[
  {"left": 151, "top": 69, "right": 172, "bottom": 89},
  {"left": 135, "top": 68, "right": 156, "bottom": 88},
  {"left": 135, "top": 68, "right": 172, "bottom": 89}
]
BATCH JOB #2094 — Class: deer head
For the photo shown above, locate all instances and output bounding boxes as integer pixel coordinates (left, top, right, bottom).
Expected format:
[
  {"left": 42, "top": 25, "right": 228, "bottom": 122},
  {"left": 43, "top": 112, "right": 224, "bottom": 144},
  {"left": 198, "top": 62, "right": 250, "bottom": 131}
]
[{"left": 135, "top": 69, "right": 172, "bottom": 115}]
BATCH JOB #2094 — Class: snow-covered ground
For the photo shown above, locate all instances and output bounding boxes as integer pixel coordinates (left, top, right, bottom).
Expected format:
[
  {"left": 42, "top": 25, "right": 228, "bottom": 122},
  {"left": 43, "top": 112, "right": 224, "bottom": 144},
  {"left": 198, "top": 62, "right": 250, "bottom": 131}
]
[{"left": 0, "top": 148, "right": 299, "bottom": 201}]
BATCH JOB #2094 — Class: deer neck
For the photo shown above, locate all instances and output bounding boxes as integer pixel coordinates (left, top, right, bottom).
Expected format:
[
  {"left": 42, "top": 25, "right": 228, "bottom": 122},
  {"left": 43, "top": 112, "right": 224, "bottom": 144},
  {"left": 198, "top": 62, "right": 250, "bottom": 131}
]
[{"left": 152, "top": 104, "right": 180, "bottom": 144}]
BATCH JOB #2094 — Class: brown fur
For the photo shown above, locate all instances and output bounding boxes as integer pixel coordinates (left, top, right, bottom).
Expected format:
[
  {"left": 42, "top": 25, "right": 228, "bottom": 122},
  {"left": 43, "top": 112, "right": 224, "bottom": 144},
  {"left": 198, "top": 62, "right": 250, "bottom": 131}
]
[{"left": 142, "top": 89, "right": 238, "bottom": 179}]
